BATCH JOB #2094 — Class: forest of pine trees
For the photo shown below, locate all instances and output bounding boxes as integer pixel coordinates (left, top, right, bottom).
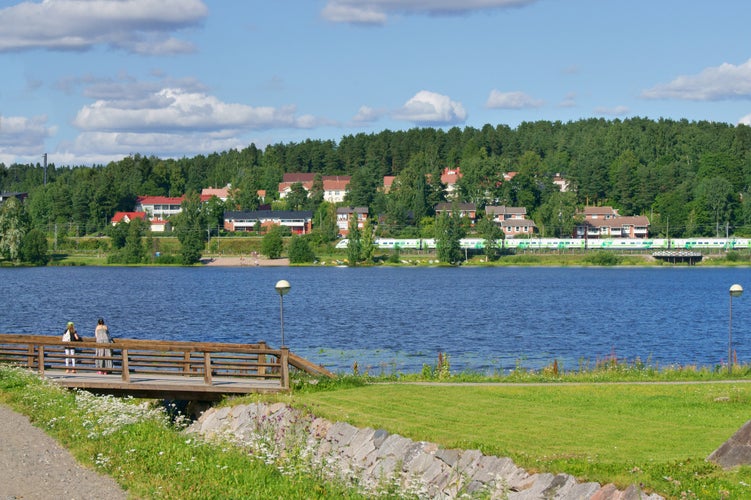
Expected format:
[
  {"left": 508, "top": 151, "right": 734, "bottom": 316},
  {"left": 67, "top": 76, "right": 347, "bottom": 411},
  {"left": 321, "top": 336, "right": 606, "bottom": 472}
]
[{"left": 2, "top": 117, "right": 751, "bottom": 240}]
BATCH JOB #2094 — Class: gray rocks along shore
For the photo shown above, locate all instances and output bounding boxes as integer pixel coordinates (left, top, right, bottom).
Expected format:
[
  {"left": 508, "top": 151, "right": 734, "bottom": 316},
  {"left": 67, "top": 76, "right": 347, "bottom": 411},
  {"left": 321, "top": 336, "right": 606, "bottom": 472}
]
[{"left": 187, "top": 402, "right": 663, "bottom": 500}]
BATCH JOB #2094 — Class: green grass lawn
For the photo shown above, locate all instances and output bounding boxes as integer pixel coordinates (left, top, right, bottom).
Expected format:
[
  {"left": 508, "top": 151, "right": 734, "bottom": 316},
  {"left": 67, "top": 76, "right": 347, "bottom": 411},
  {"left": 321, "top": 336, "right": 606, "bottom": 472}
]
[{"left": 288, "top": 381, "right": 751, "bottom": 499}]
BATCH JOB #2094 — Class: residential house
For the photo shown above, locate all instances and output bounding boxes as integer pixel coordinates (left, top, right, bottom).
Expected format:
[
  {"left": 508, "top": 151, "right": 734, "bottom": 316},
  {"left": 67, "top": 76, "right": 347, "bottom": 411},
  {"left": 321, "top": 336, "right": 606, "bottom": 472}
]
[
  {"left": 575, "top": 207, "right": 650, "bottom": 238},
  {"left": 434, "top": 202, "right": 477, "bottom": 223},
  {"left": 111, "top": 211, "right": 147, "bottom": 225},
  {"left": 0, "top": 192, "right": 27, "bottom": 206},
  {"left": 440, "top": 167, "right": 462, "bottom": 198},
  {"left": 552, "top": 173, "right": 570, "bottom": 192},
  {"left": 485, "top": 205, "right": 527, "bottom": 222},
  {"left": 201, "top": 185, "right": 231, "bottom": 201},
  {"left": 382, "top": 176, "right": 396, "bottom": 194},
  {"left": 149, "top": 219, "right": 172, "bottom": 233},
  {"left": 576, "top": 216, "right": 650, "bottom": 239},
  {"left": 500, "top": 218, "right": 538, "bottom": 237},
  {"left": 224, "top": 210, "right": 313, "bottom": 234},
  {"left": 581, "top": 206, "right": 620, "bottom": 220},
  {"left": 485, "top": 205, "right": 536, "bottom": 237},
  {"left": 336, "top": 206, "right": 368, "bottom": 236},
  {"left": 135, "top": 196, "right": 185, "bottom": 219},
  {"left": 278, "top": 174, "right": 350, "bottom": 204}
]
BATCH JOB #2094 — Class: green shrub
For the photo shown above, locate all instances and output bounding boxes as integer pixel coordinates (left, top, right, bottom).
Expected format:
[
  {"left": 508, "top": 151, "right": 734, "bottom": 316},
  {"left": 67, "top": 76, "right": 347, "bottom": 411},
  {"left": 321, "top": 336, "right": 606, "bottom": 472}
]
[
  {"left": 288, "top": 235, "right": 316, "bottom": 264},
  {"left": 585, "top": 251, "right": 621, "bottom": 266}
]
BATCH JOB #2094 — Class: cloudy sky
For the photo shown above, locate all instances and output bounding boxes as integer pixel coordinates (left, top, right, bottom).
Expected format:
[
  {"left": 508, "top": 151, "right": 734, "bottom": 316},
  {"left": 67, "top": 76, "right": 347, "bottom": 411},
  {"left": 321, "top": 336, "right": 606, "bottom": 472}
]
[{"left": 1, "top": 0, "right": 750, "bottom": 166}]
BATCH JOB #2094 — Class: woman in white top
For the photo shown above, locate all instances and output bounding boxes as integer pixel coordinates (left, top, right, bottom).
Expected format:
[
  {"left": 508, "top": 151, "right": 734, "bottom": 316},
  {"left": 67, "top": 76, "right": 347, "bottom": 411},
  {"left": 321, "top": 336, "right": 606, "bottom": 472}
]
[
  {"left": 62, "top": 322, "right": 80, "bottom": 372},
  {"left": 94, "top": 318, "right": 113, "bottom": 374}
]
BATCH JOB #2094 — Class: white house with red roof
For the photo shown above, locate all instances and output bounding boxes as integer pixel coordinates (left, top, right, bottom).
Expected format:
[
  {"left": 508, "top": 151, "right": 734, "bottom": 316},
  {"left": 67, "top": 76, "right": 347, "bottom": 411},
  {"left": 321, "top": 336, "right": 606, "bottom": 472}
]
[
  {"left": 111, "top": 211, "right": 147, "bottom": 225},
  {"left": 135, "top": 196, "right": 185, "bottom": 219},
  {"left": 278, "top": 174, "right": 350, "bottom": 203},
  {"left": 440, "top": 167, "right": 462, "bottom": 197},
  {"left": 201, "top": 185, "right": 231, "bottom": 201}
]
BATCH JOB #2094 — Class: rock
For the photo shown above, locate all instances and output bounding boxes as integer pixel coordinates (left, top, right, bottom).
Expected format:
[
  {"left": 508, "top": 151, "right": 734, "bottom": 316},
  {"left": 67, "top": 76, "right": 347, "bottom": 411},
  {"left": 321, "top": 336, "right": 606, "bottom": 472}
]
[
  {"left": 188, "top": 401, "right": 664, "bottom": 500},
  {"left": 708, "top": 418, "right": 751, "bottom": 469}
]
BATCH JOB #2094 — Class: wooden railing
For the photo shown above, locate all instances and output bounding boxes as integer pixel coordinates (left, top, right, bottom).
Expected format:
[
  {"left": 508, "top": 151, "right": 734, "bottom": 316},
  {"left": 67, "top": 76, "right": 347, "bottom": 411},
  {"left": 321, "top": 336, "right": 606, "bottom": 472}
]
[{"left": 0, "top": 334, "right": 335, "bottom": 390}]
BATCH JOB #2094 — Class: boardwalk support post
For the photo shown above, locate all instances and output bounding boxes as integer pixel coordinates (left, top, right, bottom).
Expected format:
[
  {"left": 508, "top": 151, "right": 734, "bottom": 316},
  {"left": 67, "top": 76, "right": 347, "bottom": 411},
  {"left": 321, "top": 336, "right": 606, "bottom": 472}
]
[
  {"left": 204, "top": 352, "right": 212, "bottom": 385},
  {"left": 121, "top": 348, "right": 130, "bottom": 382},
  {"left": 38, "top": 346, "right": 44, "bottom": 376},
  {"left": 280, "top": 347, "right": 290, "bottom": 390}
]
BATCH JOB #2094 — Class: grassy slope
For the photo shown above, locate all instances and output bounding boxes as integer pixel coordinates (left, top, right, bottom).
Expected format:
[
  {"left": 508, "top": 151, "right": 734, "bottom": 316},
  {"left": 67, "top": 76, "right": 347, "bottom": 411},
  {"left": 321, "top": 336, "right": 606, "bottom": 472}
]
[{"left": 289, "top": 381, "right": 751, "bottom": 499}]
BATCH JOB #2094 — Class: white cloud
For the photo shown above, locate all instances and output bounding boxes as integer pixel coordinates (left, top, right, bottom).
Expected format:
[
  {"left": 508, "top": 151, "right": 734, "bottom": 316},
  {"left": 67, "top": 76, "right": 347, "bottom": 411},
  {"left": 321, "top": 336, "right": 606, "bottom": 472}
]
[
  {"left": 594, "top": 105, "right": 629, "bottom": 116},
  {"left": 72, "top": 87, "right": 327, "bottom": 132},
  {"left": 393, "top": 90, "right": 467, "bottom": 125},
  {"left": 558, "top": 92, "right": 576, "bottom": 108},
  {"left": 352, "top": 105, "right": 385, "bottom": 124},
  {"left": 738, "top": 113, "right": 751, "bottom": 126},
  {"left": 642, "top": 59, "right": 751, "bottom": 101},
  {"left": 0, "top": 0, "right": 207, "bottom": 55},
  {"left": 486, "top": 90, "right": 543, "bottom": 109},
  {"left": 0, "top": 115, "right": 56, "bottom": 155},
  {"left": 322, "top": 0, "right": 538, "bottom": 24},
  {"left": 47, "top": 78, "right": 336, "bottom": 164},
  {"left": 69, "top": 131, "right": 245, "bottom": 158}
]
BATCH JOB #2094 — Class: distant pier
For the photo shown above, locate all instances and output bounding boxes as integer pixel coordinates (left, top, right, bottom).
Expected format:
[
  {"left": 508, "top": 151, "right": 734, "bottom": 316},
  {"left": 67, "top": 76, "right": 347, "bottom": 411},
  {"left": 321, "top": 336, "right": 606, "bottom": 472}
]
[{"left": 652, "top": 250, "right": 703, "bottom": 265}]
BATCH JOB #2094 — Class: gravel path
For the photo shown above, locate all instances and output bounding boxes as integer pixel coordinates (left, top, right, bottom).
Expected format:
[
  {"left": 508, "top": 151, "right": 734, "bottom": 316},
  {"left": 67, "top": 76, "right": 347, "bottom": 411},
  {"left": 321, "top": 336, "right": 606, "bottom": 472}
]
[{"left": 0, "top": 404, "right": 128, "bottom": 500}]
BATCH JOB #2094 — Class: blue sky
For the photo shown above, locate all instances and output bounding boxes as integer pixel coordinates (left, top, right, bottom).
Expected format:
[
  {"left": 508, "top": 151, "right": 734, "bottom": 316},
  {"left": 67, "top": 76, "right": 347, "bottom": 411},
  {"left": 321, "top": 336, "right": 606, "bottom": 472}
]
[{"left": 1, "top": 0, "right": 751, "bottom": 166}]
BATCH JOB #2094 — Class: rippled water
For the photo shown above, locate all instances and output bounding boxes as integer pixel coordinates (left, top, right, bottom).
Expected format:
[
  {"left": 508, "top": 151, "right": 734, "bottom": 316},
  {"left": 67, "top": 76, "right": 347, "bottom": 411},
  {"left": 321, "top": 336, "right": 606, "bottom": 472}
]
[{"left": 1, "top": 266, "right": 748, "bottom": 374}]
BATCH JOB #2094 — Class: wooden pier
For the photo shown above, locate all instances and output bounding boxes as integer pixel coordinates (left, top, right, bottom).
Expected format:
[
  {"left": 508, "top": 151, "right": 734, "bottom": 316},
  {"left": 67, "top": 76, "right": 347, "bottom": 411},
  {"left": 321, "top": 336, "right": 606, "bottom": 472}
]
[
  {"left": 652, "top": 250, "right": 703, "bottom": 265},
  {"left": 0, "top": 334, "right": 333, "bottom": 401}
]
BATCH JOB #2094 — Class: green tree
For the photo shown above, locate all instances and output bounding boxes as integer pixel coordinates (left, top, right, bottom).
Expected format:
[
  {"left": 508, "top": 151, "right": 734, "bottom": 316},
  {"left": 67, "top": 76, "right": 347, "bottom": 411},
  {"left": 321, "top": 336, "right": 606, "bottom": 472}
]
[
  {"left": 435, "top": 209, "right": 465, "bottom": 265},
  {"left": 285, "top": 182, "right": 308, "bottom": 211},
  {"left": 477, "top": 216, "right": 502, "bottom": 261},
  {"left": 202, "top": 196, "right": 225, "bottom": 234},
  {"left": 0, "top": 197, "right": 28, "bottom": 262},
  {"left": 347, "top": 213, "right": 362, "bottom": 266},
  {"left": 261, "top": 225, "right": 285, "bottom": 259},
  {"left": 306, "top": 173, "right": 325, "bottom": 211},
  {"left": 174, "top": 192, "right": 205, "bottom": 265},
  {"left": 609, "top": 150, "right": 640, "bottom": 214},
  {"left": 20, "top": 228, "right": 48, "bottom": 265},
  {"left": 345, "top": 163, "right": 379, "bottom": 208},
  {"left": 123, "top": 218, "right": 148, "bottom": 264},
  {"left": 310, "top": 202, "right": 338, "bottom": 244},
  {"left": 360, "top": 216, "right": 376, "bottom": 263},
  {"left": 108, "top": 222, "right": 128, "bottom": 249},
  {"left": 458, "top": 148, "right": 501, "bottom": 206},
  {"left": 288, "top": 235, "right": 315, "bottom": 264},
  {"left": 695, "top": 176, "right": 733, "bottom": 236},
  {"left": 534, "top": 191, "right": 579, "bottom": 237}
]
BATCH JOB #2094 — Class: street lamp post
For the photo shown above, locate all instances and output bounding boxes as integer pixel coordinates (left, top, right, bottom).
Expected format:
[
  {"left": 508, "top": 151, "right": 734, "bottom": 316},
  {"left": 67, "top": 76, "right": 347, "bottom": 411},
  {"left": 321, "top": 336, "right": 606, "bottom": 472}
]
[
  {"left": 729, "top": 284, "right": 743, "bottom": 373},
  {"left": 275, "top": 280, "right": 291, "bottom": 347}
]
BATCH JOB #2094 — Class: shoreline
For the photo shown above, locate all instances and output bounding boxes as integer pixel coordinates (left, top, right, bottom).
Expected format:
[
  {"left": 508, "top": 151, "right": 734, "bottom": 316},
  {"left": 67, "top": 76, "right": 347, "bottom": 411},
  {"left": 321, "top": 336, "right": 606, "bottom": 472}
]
[{"left": 200, "top": 256, "right": 290, "bottom": 267}]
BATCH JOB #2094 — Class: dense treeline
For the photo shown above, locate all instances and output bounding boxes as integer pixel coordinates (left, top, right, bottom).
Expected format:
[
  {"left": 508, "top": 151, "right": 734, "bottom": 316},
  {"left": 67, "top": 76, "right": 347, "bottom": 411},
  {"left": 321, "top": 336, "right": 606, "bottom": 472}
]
[{"left": 2, "top": 117, "right": 751, "bottom": 243}]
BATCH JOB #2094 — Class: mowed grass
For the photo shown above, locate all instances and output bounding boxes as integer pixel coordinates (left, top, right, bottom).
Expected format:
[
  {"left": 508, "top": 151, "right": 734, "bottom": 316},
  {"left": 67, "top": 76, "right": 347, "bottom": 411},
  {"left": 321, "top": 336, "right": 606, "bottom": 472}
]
[{"left": 290, "top": 381, "right": 751, "bottom": 498}]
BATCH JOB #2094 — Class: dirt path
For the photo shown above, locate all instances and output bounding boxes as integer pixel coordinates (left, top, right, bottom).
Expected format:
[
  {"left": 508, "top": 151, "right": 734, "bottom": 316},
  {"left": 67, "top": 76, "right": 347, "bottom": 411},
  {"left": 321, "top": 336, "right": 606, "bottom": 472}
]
[{"left": 0, "top": 404, "right": 127, "bottom": 500}]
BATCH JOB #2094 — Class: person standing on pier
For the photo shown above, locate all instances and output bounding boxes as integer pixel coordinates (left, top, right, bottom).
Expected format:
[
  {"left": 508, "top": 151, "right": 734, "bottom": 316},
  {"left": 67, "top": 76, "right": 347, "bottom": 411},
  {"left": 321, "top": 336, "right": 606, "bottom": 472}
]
[
  {"left": 94, "top": 318, "right": 113, "bottom": 374},
  {"left": 61, "top": 322, "right": 81, "bottom": 373}
]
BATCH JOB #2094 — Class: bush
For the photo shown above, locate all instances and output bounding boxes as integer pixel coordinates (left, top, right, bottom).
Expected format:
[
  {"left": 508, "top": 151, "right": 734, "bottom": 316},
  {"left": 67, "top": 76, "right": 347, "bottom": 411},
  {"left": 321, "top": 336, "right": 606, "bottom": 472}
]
[
  {"left": 586, "top": 251, "right": 621, "bottom": 266},
  {"left": 261, "top": 226, "right": 285, "bottom": 259},
  {"left": 20, "top": 229, "right": 49, "bottom": 266},
  {"left": 288, "top": 235, "right": 316, "bottom": 264}
]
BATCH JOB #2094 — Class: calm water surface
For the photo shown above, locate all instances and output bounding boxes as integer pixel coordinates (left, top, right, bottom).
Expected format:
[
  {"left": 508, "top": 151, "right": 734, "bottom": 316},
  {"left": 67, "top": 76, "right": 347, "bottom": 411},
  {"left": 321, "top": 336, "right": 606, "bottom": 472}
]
[{"left": 1, "top": 266, "right": 749, "bottom": 374}]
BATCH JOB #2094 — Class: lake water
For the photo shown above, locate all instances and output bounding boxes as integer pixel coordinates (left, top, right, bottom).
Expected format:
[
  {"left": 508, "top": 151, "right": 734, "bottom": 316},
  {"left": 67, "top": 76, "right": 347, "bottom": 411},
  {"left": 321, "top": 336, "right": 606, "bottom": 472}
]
[{"left": 0, "top": 266, "right": 749, "bottom": 374}]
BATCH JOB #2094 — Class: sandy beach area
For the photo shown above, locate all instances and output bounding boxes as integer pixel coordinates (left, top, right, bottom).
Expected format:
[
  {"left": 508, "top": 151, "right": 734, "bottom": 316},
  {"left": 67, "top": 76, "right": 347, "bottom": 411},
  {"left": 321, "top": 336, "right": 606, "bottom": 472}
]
[{"left": 201, "top": 256, "right": 290, "bottom": 266}]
